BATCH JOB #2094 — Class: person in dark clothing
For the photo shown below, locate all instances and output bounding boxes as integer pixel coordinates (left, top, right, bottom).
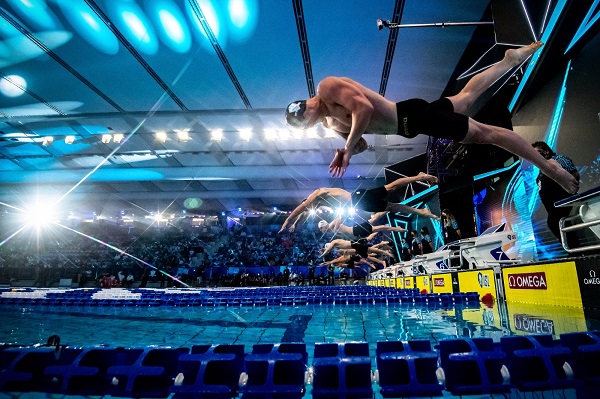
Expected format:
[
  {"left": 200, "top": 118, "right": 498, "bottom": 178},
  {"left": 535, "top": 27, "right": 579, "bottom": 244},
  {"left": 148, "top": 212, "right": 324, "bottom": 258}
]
[
  {"left": 401, "top": 237, "right": 411, "bottom": 261},
  {"left": 420, "top": 227, "right": 433, "bottom": 254},
  {"left": 532, "top": 141, "right": 580, "bottom": 240},
  {"left": 410, "top": 230, "right": 421, "bottom": 258},
  {"left": 442, "top": 209, "right": 461, "bottom": 243}
]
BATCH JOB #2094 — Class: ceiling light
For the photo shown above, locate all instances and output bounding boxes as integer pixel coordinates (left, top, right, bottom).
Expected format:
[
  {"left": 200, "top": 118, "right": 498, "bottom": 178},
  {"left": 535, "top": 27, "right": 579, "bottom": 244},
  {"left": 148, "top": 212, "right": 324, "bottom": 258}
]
[
  {"left": 324, "top": 128, "right": 338, "bottom": 138},
  {"left": 264, "top": 129, "right": 277, "bottom": 141},
  {"left": 239, "top": 128, "right": 251, "bottom": 142},
  {"left": 305, "top": 128, "right": 319, "bottom": 139},
  {"left": 113, "top": 133, "right": 124, "bottom": 143},
  {"left": 101, "top": 134, "right": 112, "bottom": 144},
  {"left": 155, "top": 131, "right": 168, "bottom": 143},
  {"left": 64, "top": 135, "right": 75, "bottom": 144},
  {"left": 278, "top": 129, "right": 290, "bottom": 140},
  {"left": 176, "top": 130, "right": 190, "bottom": 142},
  {"left": 42, "top": 136, "right": 53, "bottom": 146},
  {"left": 210, "top": 129, "right": 223, "bottom": 141}
]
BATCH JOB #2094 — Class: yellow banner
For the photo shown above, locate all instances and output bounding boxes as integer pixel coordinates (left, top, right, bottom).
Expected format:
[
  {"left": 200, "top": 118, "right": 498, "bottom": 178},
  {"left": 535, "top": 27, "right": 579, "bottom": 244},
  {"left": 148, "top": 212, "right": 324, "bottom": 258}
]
[
  {"left": 503, "top": 261, "right": 582, "bottom": 307},
  {"left": 459, "top": 268, "right": 496, "bottom": 299},
  {"left": 430, "top": 273, "right": 453, "bottom": 294},
  {"left": 415, "top": 275, "right": 430, "bottom": 293}
]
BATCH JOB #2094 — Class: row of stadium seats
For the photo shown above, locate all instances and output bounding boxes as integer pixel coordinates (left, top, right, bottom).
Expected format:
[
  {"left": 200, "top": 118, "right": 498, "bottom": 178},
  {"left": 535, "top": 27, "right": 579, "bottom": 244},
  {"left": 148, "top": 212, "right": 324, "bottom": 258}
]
[{"left": 2, "top": 332, "right": 600, "bottom": 398}]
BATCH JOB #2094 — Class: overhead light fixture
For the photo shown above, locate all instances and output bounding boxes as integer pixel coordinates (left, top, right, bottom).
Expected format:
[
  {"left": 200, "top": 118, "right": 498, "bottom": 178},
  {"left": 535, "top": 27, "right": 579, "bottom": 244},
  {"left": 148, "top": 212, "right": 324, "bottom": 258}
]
[
  {"left": 155, "top": 131, "right": 168, "bottom": 143},
  {"left": 324, "top": 128, "right": 338, "bottom": 138},
  {"left": 113, "top": 133, "right": 124, "bottom": 143},
  {"left": 64, "top": 135, "right": 75, "bottom": 144},
  {"left": 278, "top": 129, "right": 290, "bottom": 140},
  {"left": 176, "top": 129, "right": 190, "bottom": 142},
  {"left": 42, "top": 136, "right": 53, "bottom": 146},
  {"left": 239, "top": 128, "right": 251, "bottom": 142},
  {"left": 210, "top": 129, "right": 223, "bottom": 142},
  {"left": 264, "top": 129, "right": 277, "bottom": 141},
  {"left": 305, "top": 128, "right": 319, "bottom": 139},
  {"left": 101, "top": 134, "right": 112, "bottom": 144}
]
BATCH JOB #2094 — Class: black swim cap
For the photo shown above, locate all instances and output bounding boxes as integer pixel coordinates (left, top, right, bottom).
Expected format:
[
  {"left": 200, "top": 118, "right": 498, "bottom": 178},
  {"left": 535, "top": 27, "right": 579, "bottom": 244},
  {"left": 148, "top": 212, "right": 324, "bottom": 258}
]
[{"left": 285, "top": 100, "right": 307, "bottom": 128}]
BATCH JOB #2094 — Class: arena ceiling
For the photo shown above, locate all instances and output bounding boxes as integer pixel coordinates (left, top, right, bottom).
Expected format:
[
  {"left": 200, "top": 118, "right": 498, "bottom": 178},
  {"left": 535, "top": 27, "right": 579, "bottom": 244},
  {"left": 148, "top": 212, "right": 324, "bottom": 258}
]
[{"left": 0, "top": 0, "right": 580, "bottom": 220}]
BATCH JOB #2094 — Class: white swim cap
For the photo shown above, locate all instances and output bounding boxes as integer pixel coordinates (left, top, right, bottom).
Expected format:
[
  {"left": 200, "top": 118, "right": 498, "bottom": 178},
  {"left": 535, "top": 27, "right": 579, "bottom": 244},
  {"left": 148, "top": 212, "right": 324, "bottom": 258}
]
[{"left": 318, "top": 220, "right": 328, "bottom": 228}]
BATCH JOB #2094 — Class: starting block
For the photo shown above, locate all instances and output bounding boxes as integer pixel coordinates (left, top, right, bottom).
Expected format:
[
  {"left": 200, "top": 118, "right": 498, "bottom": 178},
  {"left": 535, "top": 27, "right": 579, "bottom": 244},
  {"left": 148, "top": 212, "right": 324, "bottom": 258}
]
[
  {"left": 395, "top": 224, "right": 519, "bottom": 276},
  {"left": 556, "top": 185, "right": 600, "bottom": 254}
]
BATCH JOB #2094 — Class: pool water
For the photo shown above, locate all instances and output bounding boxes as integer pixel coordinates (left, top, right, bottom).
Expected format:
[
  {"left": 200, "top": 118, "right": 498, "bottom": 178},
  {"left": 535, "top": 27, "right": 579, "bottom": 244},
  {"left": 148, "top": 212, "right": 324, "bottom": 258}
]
[
  {"left": 0, "top": 303, "right": 490, "bottom": 351},
  {"left": 0, "top": 289, "right": 595, "bottom": 399}
]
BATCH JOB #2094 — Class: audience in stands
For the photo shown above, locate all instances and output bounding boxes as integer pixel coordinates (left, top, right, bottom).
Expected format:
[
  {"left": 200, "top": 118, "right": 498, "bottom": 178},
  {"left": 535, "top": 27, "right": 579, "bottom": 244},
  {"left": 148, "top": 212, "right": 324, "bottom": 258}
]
[{"left": 0, "top": 219, "right": 391, "bottom": 288}]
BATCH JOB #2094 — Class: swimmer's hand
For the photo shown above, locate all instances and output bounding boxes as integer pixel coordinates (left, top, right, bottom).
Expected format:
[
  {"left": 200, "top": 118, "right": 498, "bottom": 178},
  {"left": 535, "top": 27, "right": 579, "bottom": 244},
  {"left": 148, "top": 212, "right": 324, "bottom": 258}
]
[{"left": 329, "top": 148, "right": 352, "bottom": 178}]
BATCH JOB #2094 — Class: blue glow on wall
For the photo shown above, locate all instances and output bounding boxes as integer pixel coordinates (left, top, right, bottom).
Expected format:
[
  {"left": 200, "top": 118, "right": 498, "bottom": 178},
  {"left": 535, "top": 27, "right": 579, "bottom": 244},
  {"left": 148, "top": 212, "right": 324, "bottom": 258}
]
[
  {"left": 473, "top": 188, "right": 487, "bottom": 205},
  {"left": 109, "top": 1, "right": 159, "bottom": 55},
  {"left": 227, "top": 0, "right": 258, "bottom": 43},
  {"left": 147, "top": 0, "right": 191, "bottom": 53},
  {"left": 545, "top": 60, "right": 571, "bottom": 149},
  {"left": 56, "top": 0, "right": 119, "bottom": 55},
  {"left": 509, "top": 0, "right": 568, "bottom": 112},
  {"left": 565, "top": 0, "right": 600, "bottom": 53},
  {"left": 6, "top": 0, "right": 59, "bottom": 31},
  {"left": 186, "top": 0, "right": 225, "bottom": 50}
]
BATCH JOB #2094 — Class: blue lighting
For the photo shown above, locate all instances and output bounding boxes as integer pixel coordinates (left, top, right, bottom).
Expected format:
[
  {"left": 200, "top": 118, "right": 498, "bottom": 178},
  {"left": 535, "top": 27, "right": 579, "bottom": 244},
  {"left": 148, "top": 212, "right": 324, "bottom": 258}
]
[
  {"left": 545, "top": 60, "right": 571, "bottom": 150},
  {"left": 0, "top": 12, "right": 21, "bottom": 37},
  {"left": 56, "top": 0, "right": 119, "bottom": 55},
  {"left": 186, "top": 0, "right": 226, "bottom": 49},
  {"left": 509, "top": 0, "right": 568, "bottom": 112},
  {"left": 473, "top": 188, "right": 487, "bottom": 205},
  {"left": 6, "top": 0, "right": 59, "bottom": 31},
  {"left": 226, "top": 0, "right": 258, "bottom": 43},
  {"left": 565, "top": 0, "right": 600, "bottom": 54},
  {"left": 108, "top": 1, "right": 158, "bottom": 55},
  {"left": 147, "top": 0, "right": 191, "bottom": 53}
]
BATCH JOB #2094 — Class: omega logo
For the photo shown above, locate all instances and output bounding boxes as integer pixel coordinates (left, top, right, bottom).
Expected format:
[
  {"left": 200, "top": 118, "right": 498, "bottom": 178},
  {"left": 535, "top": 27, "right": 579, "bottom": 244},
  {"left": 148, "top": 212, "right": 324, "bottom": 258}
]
[{"left": 584, "top": 269, "right": 600, "bottom": 285}]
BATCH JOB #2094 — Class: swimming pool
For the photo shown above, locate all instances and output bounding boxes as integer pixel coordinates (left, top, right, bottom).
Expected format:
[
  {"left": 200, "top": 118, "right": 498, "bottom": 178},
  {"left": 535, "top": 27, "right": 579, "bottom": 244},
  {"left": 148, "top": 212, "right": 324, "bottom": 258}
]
[{"left": 0, "top": 286, "right": 595, "bottom": 398}]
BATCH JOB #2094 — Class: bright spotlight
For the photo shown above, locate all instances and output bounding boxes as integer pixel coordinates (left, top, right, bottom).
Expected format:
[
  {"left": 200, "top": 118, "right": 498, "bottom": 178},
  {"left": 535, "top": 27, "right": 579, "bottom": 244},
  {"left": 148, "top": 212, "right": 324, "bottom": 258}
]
[
  {"left": 278, "top": 129, "right": 290, "bottom": 141},
  {"left": 155, "top": 131, "right": 168, "bottom": 143},
  {"left": 22, "top": 202, "right": 58, "bottom": 228},
  {"left": 64, "top": 135, "right": 76, "bottom": 144},
  {"left": 308, "top": 208, "right": 316, "bottom": 216},
  {"left": 0, "top": 75, "right": 26, "bottom": 97},
  {"left": 176, "top": 129, "right": 190, "bottom": 142},
  {"left": 305, "top": 128, "right": 319, "bottom": 139},
  {"left": 335, "top": 207, "right": 345, "bottom": 216},
  {"left": 113, "top": 133, "right": 124, "bottom": 143},
  {"left": 239, "top": 128, "right": 251, "bottom": 142},
  {"left": 348, "top": 207, "right": 356, "bottom": 216},
  {"left": 211, "top": 129, "right": 223, "bottom": 141},
  {"left": 324, "top": 128, "right": 338, "bottom": 138},
  {"left": 101, "top": 134, "right": 112, "bottom": 144},
  {"left": 264, "top": 129, "right": 277, "bottom": 141},
  {"left": 42, "top": 136, "right": 54, "bottom": 146}
]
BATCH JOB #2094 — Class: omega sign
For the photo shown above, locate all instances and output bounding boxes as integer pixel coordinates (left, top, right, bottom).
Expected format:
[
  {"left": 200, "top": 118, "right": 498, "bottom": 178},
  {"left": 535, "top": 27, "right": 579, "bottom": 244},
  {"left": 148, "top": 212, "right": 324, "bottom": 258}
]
[
  {"left": 507, "top": 272, "right": 547, "bottom": 290},
  {"left": 584, "top": 270, "right": 600, "bottom": 285}
]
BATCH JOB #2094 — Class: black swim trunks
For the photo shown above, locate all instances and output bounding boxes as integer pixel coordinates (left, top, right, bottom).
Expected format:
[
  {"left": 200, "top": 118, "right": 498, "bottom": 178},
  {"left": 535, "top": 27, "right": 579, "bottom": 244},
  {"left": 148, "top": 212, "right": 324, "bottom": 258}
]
[
  {"left": 351, "top": 186, "right": 388, "bottom": 213},
  {"left": 350, "top": 238, "right": 370, "bottom": 258},
  {"left": 396, "top": 97, "right": 469, "bottom": 141},
  {"left": 352, "top": 221, "right": 373, "bottom": 238},
  {"left": 347, "top": 254, "right": 362, "bottom": 269}
]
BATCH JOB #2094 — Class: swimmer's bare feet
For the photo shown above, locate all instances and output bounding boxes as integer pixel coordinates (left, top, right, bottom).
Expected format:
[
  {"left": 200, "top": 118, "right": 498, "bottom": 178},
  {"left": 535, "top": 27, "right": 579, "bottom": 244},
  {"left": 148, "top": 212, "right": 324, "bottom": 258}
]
[
  {"left": 417, "top": 172, "right": 438, "bottom": 184},
  {"left": 550, "top": 165, "right": 580, "bottom": 195},
  {"left": 421, "top": 208, "right": 441, "bottom": 221},
  {"left": 505, "top": 41, "right": 543, "bottom": 67}
]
